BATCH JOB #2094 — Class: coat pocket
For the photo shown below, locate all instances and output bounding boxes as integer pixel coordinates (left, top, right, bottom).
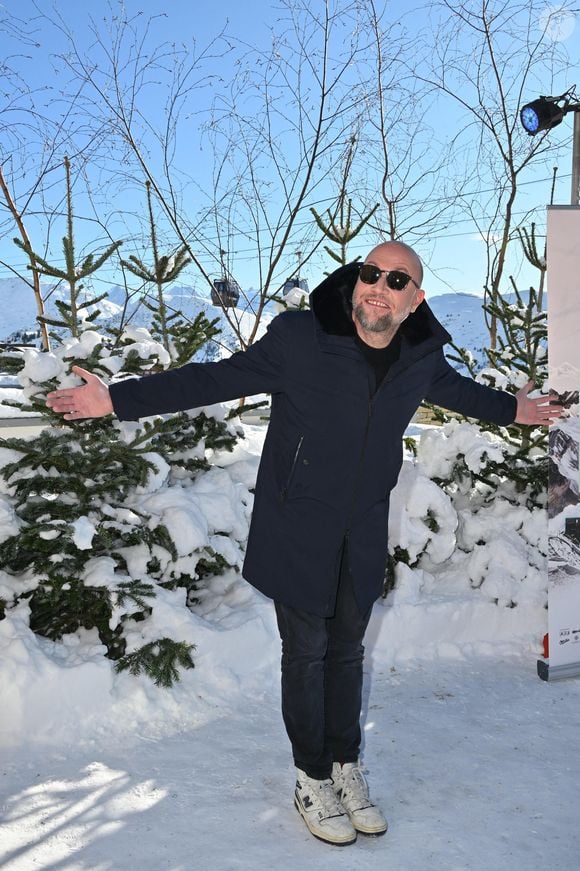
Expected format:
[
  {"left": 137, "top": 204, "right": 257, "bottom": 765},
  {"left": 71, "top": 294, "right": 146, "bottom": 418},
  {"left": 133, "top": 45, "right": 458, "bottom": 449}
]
[{"left": 279, "top": 435, "right": 304, "bottom": 503}]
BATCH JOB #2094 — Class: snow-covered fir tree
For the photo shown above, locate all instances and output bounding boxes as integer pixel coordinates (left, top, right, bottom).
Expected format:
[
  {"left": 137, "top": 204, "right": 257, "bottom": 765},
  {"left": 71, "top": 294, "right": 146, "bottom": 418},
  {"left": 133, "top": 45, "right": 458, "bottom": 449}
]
[
  {"left": 0, "top": 170, "right": 251, "bottom": 687},
  {"left": 388, "top": 271, "right": 549, "bottom": 612}
]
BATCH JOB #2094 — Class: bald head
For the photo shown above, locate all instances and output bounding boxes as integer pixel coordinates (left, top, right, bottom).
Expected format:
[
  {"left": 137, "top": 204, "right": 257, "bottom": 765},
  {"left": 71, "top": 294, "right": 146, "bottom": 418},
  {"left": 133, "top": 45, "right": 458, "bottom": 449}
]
[
  {"left": 364, "top": 241, "right": 423, "bottom": 289},
  {"left": 351, "top": 240, "right": 426, "bottom": 348}
]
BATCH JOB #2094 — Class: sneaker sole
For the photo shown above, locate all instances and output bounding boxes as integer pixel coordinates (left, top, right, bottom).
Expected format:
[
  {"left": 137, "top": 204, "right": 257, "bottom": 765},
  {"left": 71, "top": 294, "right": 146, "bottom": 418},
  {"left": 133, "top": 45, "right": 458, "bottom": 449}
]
[
  {"left": 353, "top": 821, "right": 388, "bottom": 836},
  {"left": 348, "top": 810, "right": 388, "bottom": 836},
  {"left": 294, "top": 798, "right": 357, "bottom": 846}
]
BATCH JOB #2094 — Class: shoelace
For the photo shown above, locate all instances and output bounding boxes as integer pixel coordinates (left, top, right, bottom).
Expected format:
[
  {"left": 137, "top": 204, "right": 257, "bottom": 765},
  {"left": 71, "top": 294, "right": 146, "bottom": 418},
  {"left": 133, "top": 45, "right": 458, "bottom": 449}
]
[
  {"left": 342, "top": 766, "right": 373, "bottom": 808},
  {"left": 309, "top": 779, "right": 345, "bottom": 818}
]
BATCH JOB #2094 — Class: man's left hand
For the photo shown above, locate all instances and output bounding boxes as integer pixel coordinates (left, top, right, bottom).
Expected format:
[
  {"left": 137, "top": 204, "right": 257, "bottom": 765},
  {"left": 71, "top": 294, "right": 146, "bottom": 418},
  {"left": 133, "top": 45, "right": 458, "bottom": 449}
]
[{"left": 515, "top": 380, "right": 563, "bottom": 426}]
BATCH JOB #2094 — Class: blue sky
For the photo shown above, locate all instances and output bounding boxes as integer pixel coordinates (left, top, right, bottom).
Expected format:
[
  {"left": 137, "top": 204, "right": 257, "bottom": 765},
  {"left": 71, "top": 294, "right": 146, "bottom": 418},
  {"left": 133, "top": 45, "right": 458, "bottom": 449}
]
[{"left": 1, "top": 0, "right": 580, "bottom": 303}]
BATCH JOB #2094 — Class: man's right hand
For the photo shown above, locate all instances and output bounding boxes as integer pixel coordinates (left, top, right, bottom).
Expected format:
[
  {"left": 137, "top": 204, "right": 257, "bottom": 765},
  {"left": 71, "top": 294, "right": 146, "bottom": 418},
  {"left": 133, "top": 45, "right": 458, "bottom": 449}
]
[{"left": 46, "top": 365, "right": 114, "bottom": 420}]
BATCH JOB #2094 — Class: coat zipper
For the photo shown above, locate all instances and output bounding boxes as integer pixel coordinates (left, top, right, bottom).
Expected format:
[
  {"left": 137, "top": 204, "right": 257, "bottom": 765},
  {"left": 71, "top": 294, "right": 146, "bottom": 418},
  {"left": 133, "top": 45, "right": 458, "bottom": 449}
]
[
  {"left": 279, "top": 435, "right": 304, "bottom": 503},
  {"left": 344, "top": 396, "right": 373, "bottom": 542},
  {"left": 344, "top": 367, "right": 390, "bottom": 542}
]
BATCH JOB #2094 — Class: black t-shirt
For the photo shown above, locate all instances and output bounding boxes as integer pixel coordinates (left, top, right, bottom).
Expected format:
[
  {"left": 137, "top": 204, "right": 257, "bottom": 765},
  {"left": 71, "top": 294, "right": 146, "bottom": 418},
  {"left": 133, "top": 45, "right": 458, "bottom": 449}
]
[{"left": 355, "top": 331, "right": 401, "bottom": 393}]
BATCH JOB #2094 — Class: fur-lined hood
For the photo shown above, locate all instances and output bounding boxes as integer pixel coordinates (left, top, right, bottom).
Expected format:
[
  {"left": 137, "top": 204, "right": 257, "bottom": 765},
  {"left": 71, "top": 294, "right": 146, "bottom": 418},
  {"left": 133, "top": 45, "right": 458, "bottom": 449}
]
[{"left": 309, "top": 261, "right": 452, "bottom": 348}]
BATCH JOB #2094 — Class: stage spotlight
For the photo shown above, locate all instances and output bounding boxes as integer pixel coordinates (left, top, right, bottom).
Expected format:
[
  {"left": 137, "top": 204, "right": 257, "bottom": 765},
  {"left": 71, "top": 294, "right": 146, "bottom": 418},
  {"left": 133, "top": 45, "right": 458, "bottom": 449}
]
[{"left": 520, "top": 97, "right": 565, "bottom": 135}]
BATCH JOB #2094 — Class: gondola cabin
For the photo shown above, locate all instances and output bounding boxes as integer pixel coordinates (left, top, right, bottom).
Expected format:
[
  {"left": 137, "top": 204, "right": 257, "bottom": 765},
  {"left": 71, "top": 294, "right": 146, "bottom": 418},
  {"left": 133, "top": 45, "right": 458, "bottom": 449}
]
[
  {"left": 282, "top": 277, "right": 309, "bottom": 309},
  {"left": 212, "top": 278, "right": 240, "bottom": 307}
]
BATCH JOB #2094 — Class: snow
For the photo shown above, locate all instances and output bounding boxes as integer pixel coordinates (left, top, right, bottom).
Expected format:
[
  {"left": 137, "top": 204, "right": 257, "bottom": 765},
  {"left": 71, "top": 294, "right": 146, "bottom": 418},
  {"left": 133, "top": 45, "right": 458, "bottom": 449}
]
[
  {"left": 0, "top": 420, "right": 578, "bottom": 869},
  {"left": 0, "top": 495, "right": 20, "bottom": 542},
  {"left": 0, "top": 388, "right": 39, "bottom": 418},
  {"left": 389, "top": 464, "right": 457, "bottom": 564},
  {"left": 0, "top": 655, "right": 578, "bottom": 870},
  {"left": 72, "top": 515, "right": 98, "bottom": 550},
  {"left": 20, "top": 346, "right": 66, "bottom": 383}
]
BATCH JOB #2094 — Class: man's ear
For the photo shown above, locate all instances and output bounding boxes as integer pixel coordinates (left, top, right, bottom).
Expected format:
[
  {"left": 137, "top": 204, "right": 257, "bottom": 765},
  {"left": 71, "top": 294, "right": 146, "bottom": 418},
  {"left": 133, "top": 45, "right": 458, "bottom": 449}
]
[{"left": 411, "top": 289, "right": 425, "bottom": 312}]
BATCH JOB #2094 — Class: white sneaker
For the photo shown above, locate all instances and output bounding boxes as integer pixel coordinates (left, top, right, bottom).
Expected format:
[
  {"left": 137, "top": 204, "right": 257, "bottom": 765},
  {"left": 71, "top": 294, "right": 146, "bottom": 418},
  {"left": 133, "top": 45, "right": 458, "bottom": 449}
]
[
  {"left": 294, "top": 768, "right": 357, "bottom": 845},
  {"left": 332, "top": 761, "right": 388, "bottom": 835}
]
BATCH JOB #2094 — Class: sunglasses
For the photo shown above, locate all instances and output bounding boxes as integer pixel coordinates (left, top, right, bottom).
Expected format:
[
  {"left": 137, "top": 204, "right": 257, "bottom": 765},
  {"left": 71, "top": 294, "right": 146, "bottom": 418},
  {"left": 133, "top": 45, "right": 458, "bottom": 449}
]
[{"left": 357, "top": 263, "right": 420, "bottom": 292}]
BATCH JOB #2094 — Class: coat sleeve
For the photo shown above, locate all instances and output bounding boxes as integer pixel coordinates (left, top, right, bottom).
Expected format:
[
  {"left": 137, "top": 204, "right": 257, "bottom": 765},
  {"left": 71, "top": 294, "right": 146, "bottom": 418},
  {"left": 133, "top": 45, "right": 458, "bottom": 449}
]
[
  {"left": 109, "top": 314, "right": 287, "bottom": 421},
  {"left": 424, "top": 350, "right": 517, "bottom": 426}
]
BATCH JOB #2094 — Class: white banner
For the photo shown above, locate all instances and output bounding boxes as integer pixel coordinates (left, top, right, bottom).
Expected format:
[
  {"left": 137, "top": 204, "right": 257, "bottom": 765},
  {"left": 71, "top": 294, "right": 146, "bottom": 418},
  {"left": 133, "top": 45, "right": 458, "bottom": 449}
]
[{"left": 542, "top": 205, "right": 580, "bottom": 680}]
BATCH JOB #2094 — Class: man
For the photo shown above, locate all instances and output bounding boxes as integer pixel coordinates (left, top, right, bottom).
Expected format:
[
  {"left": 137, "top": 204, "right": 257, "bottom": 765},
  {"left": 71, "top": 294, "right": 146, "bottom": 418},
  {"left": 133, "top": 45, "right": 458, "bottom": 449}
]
[{"left": 47, "top": 242, "right": 558, "bottom": 847}]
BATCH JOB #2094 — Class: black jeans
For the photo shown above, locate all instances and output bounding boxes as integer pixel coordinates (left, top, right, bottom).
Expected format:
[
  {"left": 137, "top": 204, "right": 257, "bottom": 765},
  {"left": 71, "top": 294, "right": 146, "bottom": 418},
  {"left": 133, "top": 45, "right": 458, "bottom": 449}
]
[{"left": 274, "top": 549, "right": 372, "bottom": 780}]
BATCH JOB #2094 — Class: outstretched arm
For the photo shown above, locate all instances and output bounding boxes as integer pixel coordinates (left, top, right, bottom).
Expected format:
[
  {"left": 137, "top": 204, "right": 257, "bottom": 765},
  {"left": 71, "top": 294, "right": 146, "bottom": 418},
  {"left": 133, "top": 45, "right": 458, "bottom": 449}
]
[
  {"left": 425, "top": 352, "right": 562, "bottom": 427},
  {"left": 46, "top": 314, "right": 288, "bottom": 421}
]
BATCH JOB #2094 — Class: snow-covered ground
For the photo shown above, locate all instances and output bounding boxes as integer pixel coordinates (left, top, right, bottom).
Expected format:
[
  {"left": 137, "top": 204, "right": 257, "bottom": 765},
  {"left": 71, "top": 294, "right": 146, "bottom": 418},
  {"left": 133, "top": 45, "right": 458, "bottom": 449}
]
[{"left": 1, "top": 655, "right": 578, "bottom": 871}]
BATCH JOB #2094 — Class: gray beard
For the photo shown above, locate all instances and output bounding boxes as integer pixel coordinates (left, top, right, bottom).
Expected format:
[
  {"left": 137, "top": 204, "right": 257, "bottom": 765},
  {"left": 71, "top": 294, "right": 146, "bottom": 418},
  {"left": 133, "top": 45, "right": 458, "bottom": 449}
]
[{"left": 352, "top": 302, "right": 393, "bottom": 333}]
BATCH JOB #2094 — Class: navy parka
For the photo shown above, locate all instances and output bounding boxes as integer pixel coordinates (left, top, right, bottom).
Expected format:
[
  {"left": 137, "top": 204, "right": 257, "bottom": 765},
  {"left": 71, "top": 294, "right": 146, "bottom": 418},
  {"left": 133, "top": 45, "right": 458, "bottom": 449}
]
[{"left": 110, "top": 263, "right": 517, "bottom": 616}]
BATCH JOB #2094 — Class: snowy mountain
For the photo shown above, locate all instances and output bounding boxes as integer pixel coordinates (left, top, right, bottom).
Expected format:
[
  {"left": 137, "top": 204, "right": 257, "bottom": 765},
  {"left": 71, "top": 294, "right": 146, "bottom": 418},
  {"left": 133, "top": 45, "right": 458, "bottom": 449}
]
[
  {"left": 0, "top": 278, "right": 267, "bottom": 357},
  {"left": 428, "top": 292, "right": 490, "bottom": 367},
  {"left": 0, "top": 276, "right": 536, "bottom": 367},
  {"left": 0, "top": 277, "right": 125, "bottom": 342}
]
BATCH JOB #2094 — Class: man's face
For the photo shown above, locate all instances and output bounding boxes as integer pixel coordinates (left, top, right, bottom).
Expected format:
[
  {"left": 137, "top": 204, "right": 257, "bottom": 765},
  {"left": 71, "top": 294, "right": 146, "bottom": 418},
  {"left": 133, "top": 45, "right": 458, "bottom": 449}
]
[{"left": 351, "top": 243, "right": 425, "bottom": 342}]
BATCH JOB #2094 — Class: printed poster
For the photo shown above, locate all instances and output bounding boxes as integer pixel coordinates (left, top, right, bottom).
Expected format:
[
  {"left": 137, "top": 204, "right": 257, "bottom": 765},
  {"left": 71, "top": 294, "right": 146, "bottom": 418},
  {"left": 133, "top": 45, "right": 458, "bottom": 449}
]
[{"left": 543, "top": 205, "right": 580, "bottom": 679}]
